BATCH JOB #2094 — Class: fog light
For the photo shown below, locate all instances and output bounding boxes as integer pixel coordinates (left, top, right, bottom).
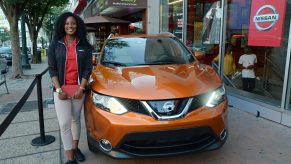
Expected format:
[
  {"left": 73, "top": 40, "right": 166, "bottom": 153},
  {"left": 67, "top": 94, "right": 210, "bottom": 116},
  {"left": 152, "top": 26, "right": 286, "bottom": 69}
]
[
  {"left": 220, "top": 129, "right": 227, "bottom": 141},
  {"left": 99, "top": 139, "right": 112, "bottom": 152}
]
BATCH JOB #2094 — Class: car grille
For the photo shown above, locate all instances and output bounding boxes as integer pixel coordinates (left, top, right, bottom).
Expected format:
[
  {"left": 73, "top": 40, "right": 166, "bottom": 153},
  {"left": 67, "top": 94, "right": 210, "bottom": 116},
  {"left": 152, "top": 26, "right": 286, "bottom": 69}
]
[
  {"left": 116, "top": 91, "right": 211, "bottom": 118},
  {"left": 116, "top": 97, "right": 149, "bottom": 115},
  {"left": 117, "top": 126, "right": 217, "bottom": 156}
]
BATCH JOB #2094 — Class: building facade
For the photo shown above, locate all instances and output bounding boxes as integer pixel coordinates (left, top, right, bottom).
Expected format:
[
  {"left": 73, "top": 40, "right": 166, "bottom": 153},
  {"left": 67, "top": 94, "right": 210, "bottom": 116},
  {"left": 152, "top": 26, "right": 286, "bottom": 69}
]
[
  {"left": 76, "top": 0, "right": 291, "bottom": 127},
  {"left": 156, "top": 0, "right": 291, "bottom": 127}
]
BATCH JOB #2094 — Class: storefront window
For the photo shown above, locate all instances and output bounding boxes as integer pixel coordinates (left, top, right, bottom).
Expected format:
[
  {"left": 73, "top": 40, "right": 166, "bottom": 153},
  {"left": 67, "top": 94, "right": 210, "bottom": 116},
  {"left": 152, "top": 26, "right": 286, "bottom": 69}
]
[
  {"left": 284, "top": 1, "right": 291, "bottom": 110},
  {"left": 161, "top": 0, "right": 290, "bottom": 107},
  {"left": 186, "top": 0, "right": 221, "bottom": 65},
  {"left": 186, "top": 0, "right": 290, "bottom": 107},
  {"left": 160, "top": 0, "right": 184, "bottom": 40},
  {"left": 226, "top": 0, "right": 289, "bottom": 107}
]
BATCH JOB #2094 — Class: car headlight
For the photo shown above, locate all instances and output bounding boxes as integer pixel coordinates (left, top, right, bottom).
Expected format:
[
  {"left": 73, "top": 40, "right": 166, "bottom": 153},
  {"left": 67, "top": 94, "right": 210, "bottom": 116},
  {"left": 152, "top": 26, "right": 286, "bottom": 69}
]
[
  {"left": 92, "top": 92, "right": 128, "bottom": 114},
  {"left": 206, "top": 85, "right": 226, "bottom": 107}
]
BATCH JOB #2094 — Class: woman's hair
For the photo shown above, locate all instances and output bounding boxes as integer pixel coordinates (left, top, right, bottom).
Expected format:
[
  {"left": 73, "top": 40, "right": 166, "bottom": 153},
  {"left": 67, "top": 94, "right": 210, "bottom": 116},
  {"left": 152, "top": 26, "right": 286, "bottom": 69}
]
[
  {"left": 226, "top": 44, "right": 233, "bottom": 52},
  {"left": 53, "top": 12, "right": 92, "bottom": 48}
]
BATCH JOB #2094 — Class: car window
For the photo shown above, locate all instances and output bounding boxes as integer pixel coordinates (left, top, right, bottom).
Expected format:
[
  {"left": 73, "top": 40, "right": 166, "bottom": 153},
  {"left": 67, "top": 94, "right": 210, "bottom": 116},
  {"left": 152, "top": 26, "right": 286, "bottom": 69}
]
[
  {"left": 101, "top": 37, "right": 194, "bottom": 67},
  {"left": 0, "top": 47, "right": 11, "bottom": 54}
]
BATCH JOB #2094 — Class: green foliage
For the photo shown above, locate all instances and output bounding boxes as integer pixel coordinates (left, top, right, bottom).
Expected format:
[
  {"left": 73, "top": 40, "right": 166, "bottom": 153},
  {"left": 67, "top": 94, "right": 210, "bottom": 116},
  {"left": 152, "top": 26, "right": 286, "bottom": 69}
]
[
  {"left": 24, "top": 0, "right": 69, "bottom": 32},
  {"left": 42, "top": 5, "right": 68, "bottom": 42},
  {"left": 133, "top": 29, "right": 145, "bottom": 34},
  {"left": 24, "top": 0, "right": 69, "bottom": 63},
  {"left": 0, "top": 27, "right": 10, "bottom": 42}
]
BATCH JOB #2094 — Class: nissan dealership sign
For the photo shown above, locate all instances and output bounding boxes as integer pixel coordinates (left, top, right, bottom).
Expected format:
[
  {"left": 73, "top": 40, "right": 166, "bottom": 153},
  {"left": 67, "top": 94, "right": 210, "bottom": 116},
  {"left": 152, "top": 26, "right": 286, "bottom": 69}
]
[
  {"left": 248, "top": 1, "right": 287, "bottom": 47},
  {"left": 254, "top": 5, "right": 279, "bottom": 31}
]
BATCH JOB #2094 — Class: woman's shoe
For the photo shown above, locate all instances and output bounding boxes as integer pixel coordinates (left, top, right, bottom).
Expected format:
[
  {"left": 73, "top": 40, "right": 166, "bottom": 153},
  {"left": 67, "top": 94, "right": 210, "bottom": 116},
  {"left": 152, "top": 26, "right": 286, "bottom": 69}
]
[
  {"left": 65, "top": 159, "right": 78, "bottom": 164},
  {"left": 74, "top": 148, "right": 85, "bottom": 162}
]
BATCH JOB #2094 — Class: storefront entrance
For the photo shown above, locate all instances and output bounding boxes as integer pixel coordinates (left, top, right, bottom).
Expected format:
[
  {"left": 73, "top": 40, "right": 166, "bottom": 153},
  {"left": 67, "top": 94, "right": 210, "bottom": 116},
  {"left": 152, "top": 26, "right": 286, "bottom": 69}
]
[{"left": 160, "top": 0, "right": 291, "bottom": 126}]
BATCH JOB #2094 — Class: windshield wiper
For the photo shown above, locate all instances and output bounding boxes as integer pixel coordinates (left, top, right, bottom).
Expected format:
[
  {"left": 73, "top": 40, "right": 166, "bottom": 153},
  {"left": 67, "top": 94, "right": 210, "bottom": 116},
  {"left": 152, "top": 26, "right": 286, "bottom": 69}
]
[{"left": 102, "top": 61, "right": 127, "bottom": 66}]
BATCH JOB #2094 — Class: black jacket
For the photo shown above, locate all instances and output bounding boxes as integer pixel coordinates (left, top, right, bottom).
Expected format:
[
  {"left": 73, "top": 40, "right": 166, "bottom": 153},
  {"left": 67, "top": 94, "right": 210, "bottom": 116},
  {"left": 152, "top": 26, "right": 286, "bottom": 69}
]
[{"left": 48, "top": 38, "right": 92, "bottom": 87}]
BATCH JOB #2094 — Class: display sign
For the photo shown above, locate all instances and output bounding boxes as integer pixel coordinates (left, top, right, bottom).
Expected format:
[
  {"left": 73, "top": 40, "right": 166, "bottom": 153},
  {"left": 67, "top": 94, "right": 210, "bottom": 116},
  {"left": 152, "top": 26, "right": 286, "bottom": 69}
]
[
  {"left": 98, "top": 0, "right": 146, "bottom": 13},
  {"left": 110, "top": 0, "right": 146, "bottom": 7},
  {"left": 248, "top": 0, "right": 287, "bottom": 47}
]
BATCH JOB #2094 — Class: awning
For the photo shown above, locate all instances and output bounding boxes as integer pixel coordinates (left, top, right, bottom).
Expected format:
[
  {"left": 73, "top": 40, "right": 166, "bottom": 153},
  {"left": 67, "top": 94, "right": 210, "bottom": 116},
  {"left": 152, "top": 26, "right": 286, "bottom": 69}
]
[
  {"left": 84, "top": 15, "right": 130, "bottom": 24},
  {"left": 86, "top": 26, "right": 97, "bottom": 32}
]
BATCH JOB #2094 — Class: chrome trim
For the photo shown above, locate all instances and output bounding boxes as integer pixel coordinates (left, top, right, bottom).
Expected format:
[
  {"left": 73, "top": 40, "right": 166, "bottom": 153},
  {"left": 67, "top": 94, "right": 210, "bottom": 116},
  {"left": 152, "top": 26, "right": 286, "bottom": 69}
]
[
  {"left": 141, "top": 98, "right": 194, "bottom": 120},
  {"left": 99, "top": 139, "right": 112, "bottom": 152},
  {"left": 218, "top": 0, "right": 227, "bottom": 77},
  {"left": 282, "top": 19, "right": 291, "bottom": 110},
  {"left": 220, "top": 129, "right": 227, "bottom": 141},
  {"left": 182, "top": 0, "right": 187, "bottom": 43},
  {"left": 107, "top": 33, "right": 114, "bottom": 39}
]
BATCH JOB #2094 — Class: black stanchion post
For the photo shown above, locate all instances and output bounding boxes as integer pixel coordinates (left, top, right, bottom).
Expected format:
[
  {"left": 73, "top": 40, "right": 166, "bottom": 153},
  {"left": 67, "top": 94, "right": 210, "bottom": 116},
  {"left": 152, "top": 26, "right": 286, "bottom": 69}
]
[{"left": 31, "top": 74, "right": 55, "bottom": 146}]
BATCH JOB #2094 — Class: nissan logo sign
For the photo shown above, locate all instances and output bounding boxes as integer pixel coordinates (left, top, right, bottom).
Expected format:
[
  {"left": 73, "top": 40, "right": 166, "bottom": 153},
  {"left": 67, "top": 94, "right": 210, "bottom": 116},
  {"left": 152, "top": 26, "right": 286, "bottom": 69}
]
[{"left": 253, "top": 5, "right": 279, "bottom": 31}]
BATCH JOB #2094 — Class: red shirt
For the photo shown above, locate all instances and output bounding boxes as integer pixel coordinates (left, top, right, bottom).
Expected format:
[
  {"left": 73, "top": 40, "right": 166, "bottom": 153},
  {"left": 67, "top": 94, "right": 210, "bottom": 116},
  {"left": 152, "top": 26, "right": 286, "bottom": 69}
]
[{"left": 64, "top": 37, "right": 78, "bottom": 85}]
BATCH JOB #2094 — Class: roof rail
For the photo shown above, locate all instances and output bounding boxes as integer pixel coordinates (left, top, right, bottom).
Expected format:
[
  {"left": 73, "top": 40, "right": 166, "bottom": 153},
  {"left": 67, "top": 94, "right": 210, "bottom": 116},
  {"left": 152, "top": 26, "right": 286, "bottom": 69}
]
[
  {"left": 159, "top": 32, "right": 176, "bottom": 37},
  {"left": 107, "top": 33, "right": 114, "bottom": 39}
]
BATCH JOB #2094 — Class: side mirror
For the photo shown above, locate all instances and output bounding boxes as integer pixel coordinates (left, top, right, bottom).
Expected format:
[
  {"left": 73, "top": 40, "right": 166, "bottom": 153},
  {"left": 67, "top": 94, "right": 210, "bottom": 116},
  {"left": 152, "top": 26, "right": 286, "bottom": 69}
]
[
  {"left": 194, "top": 50, "right": 205, "bottom": 60},
  {"left": 92, "top": 52, "right": 100, "bottom": 66}
]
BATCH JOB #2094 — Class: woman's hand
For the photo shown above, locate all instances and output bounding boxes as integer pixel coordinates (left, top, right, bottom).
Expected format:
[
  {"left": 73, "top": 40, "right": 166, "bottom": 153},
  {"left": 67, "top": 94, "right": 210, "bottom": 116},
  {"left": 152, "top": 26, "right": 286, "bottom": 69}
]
[
  {"left": 73, "top": 88, "right": 84, "bottom": 99},
  {"left": 58, "top": 92, "right": 69, "bottom": 100}
]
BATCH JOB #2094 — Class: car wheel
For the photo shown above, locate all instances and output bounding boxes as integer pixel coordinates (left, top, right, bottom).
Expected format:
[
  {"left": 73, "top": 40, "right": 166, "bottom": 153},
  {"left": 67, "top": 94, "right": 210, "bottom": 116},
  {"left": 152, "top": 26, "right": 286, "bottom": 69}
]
[{"left": 87, "top": 132, "right": 99, "bottom": 153}]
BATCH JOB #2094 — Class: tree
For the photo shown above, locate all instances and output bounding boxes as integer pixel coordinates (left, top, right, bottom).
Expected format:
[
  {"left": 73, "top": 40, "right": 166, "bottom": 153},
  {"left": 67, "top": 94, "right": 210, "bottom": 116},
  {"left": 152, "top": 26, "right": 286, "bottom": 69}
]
[
  {"left": 42, "top": 6, "right": 67, "bottom": 44},
  {"left": 0, "top": 27, "right": 10, "bottom": 44},
  {"left": 0, "top": 0, "right": 28, "bottom": 78},
  {"left": 24, "top": 0, "right": 68, "bottom": 64}
]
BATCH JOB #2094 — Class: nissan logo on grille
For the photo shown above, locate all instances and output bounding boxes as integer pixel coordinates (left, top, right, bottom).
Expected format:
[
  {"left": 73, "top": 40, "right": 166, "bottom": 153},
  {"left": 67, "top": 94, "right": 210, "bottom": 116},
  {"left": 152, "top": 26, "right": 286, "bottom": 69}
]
[
  {"left": 163, "top": 101, "right": 175, "bottom": 113},
  {"left": 253, "top": 5, "right": 279, "bottom": 31}
]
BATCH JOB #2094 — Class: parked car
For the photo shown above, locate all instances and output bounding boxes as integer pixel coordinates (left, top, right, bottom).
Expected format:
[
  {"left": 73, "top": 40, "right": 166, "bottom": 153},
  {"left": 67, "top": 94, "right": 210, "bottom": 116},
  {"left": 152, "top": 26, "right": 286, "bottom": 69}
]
[
  {"left": 85, "top": 33, "right": 228, "bottom": 158},
  {"left": 0, "top": 47, "right": 12, "bottom": 65}
]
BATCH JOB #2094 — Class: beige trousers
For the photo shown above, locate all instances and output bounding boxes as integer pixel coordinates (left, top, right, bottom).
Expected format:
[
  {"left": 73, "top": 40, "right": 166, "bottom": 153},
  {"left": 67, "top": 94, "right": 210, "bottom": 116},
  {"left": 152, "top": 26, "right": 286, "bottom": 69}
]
[{"left": 53, "top": 92, "right": 85, "bottom": 150}]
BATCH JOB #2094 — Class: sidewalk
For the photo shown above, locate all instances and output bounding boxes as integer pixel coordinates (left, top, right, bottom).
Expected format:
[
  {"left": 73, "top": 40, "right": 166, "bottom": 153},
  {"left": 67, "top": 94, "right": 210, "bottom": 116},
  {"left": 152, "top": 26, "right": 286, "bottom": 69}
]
[
  {"left": 0, "top": 58, "right": 53, "bottom": 108},
  {"left": 1, "top": 60, "right": 291, "bottom": 163}
]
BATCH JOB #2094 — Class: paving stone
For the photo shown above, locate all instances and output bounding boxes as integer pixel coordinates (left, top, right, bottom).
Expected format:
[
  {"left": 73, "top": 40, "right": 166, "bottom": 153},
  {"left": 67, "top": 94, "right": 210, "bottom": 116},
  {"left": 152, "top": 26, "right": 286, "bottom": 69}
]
[
  {"left": 0, "top": 150, "right": 60, "bottom": 164},
  {"left": 0, "top": 131, "right": 60, "bottom": 160}
]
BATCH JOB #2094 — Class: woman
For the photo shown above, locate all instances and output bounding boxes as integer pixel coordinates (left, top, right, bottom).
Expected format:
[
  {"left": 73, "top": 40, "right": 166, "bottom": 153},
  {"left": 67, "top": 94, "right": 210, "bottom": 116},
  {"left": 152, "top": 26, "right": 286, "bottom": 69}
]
[
  {"left": 212, "top": 45, "right": 236, "bottom": 79},
  {"left": 48, "top": 12, "right": 92, "bottom": 164}
]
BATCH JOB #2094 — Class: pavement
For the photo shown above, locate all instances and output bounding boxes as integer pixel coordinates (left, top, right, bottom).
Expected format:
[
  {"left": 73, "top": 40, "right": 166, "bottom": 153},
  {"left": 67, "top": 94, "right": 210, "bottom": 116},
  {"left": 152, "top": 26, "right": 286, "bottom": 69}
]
[{"left": 1, "top": 59, "right": 291, "bottom": 164}]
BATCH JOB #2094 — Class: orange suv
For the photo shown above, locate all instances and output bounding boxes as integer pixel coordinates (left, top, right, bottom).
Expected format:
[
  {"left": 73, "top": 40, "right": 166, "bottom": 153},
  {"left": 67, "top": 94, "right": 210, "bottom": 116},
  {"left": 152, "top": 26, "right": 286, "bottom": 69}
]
[{"left": 84, "top": 33, "right": 228, "bottom": 158}]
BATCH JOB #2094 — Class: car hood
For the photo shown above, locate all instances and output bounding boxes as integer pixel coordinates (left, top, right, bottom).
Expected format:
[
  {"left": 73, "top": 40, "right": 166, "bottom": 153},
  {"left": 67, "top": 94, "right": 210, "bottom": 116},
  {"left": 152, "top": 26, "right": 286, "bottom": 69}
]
[{"left": 90, "top": 62, "right": 222, "bottom": 100}]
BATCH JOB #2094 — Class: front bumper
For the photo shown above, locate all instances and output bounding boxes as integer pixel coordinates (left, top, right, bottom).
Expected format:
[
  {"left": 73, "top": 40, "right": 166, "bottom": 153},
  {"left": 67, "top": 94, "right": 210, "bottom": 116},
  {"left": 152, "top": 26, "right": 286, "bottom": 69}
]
[
  {"left": 87, "top": 126, "right": 227, "bottom": 158},
  {"left": 85, "top": 95, "right": 228, "bottom": 158}
]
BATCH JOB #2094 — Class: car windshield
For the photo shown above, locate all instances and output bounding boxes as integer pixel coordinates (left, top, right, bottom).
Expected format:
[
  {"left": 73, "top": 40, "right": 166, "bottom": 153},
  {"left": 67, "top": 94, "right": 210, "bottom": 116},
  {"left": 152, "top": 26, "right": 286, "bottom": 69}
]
[
  {"left": 0, "top": 47, "right": 11, "bottom": 54},
  {"left": 101, "top": 37, "right": 195, "bottom": 67}
]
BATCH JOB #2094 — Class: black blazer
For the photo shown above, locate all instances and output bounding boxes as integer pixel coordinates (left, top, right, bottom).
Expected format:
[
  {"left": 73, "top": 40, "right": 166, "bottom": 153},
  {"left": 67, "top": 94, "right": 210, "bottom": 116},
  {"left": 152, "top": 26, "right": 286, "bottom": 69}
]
[{"left": 48, "top": 38, "right": 92, "bottom": 87}]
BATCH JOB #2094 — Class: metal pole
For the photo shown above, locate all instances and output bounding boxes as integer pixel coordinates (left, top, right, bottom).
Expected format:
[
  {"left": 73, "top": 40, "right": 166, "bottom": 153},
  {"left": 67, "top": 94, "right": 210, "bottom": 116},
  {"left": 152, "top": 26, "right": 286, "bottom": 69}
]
[
  {"left": 21, "top": 13, "right": 31, "bottom": 69},
  {"left": 31, "top": 74, "right": 55, "bottom": 146},
  {"left": 218, "top": 0, "right": 227, "bottom": 77},
  {"left": 37, "top": 74, "right": 45, "bottom": 141}
]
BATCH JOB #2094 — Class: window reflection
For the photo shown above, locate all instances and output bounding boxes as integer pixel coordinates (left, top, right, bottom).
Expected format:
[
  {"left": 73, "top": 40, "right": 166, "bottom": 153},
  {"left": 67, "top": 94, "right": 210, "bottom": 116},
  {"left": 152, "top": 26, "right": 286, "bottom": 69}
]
[
  {"left": 101, "top": 37, "right": 194, "bottom": 67},
  {"left": 184, "top": 0, "right": 290, "bottom": 107}
]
